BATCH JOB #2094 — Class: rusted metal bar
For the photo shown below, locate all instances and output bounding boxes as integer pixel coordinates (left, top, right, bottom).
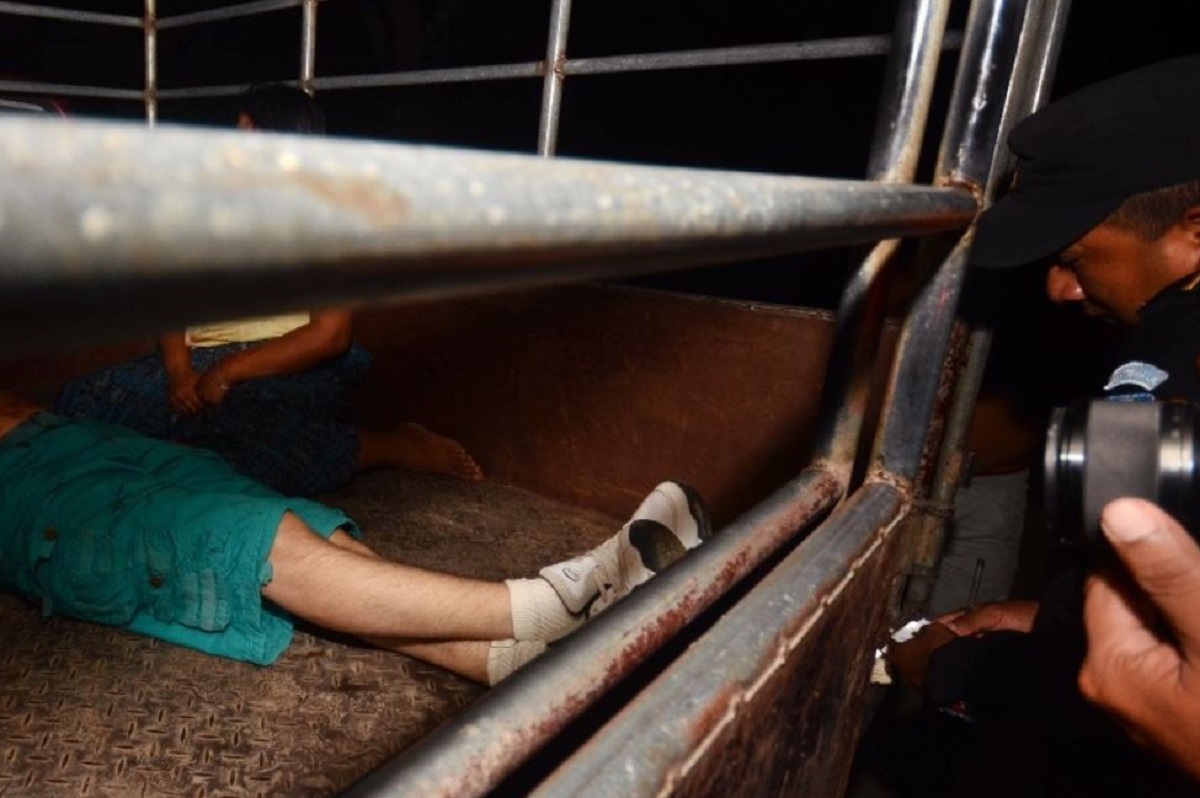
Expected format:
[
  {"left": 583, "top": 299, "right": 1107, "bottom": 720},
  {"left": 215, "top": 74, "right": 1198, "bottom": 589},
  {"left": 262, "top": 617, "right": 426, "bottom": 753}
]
[
  {"left": 525, "top": 481, "right": 907, "bottom": 797},
  {"left": 157, "top": 82, "right": 277, "bottom": 100},
  {"left": 514, "top": 4, "right": 1039, "bottom": 796},
  {"left": 144, "top": 0, "right": 157, "bottom": 126},
  {"left": 308, "top": 63, "right": 545, "bottom": 92},
  {"left": 300, "top": 0, "right": 317, "bottom": 95},
  {"left": 983, "top": 0, "right": 1072, "bottom": 198},
  {"left": 156, "top": 0, "right": 304, "bottom": 30},
  {"left": 0, "top": 78, "right": 143, "bottom": 101},
  {"left": 536, "top": 0, "right": 572, "bottom": 156},
  {"left": 159, "top": 36, "right": 964, "bottom": 100},
  {"left": 0, "top": 0, "right": 139, "bottom": 26},
  {"left": 932, "top": 0, "right": 1029, "bottom": 196},
  {"left": 0, "top": 116, "right": 975, "bottom": 352},
  {"left": 342, "top": 469, "right": 844, "bottom": 798},
  {"left": 901, "top": 0, "right": 1072, "bottom": 613},
  {"left": 812, "top": 0, "right": 952, "bottom": 481},
  {"left": 561, "top": 36, "right": 938, "bottom": 77},
  {"left": 864, "top": 1, "right": 953, "bottom": 185},
  {"left": 871, "top": 0, "right": 1031, "bottom": 485}
]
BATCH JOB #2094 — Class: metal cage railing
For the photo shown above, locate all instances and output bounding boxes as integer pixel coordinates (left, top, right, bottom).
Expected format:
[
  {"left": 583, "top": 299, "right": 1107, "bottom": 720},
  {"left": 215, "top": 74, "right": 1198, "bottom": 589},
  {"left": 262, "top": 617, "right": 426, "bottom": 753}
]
[{"left": 0, "top": 0, "right": 1070, "bottom": 795}]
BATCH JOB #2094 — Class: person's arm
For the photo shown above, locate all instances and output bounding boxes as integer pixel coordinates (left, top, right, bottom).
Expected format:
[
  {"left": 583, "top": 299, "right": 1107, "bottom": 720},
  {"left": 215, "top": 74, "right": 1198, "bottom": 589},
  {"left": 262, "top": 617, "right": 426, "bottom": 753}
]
[
  {"left": 937, "top": 600, "right": 1040, "bottom": 636},
  {"left": 195, "top": 310, "right": 353, "bottom": 405},
  {"left": 1079, "top": 497, "right": 1200, "bottom": 782},
  {"left": 887, "top": 600, "right": 1040, "bottom": 689},
  {"left": 887, "top": 621, "right": 957, "bottom": 689},
  {"left": 159, "top": 331, "right": 204, "bottom": 414}
]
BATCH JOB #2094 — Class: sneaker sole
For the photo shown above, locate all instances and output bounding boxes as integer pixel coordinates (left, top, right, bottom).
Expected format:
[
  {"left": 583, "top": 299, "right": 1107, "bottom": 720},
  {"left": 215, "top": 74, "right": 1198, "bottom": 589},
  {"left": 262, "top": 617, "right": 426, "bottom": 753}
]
[
  {"left": 627, "top": 481, "right": 713, "bottom": 573},
  {"left": 627, "top": 518, "right": 688, "bottom": 573},
  {"left": 672, "top": 481, "right": 713, "bottom": 545}
]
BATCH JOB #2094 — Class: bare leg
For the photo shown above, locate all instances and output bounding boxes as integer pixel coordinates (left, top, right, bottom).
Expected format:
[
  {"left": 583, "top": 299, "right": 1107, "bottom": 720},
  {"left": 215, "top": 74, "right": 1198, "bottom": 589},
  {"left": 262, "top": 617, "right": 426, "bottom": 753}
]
[
  {"left": 319, "top": 531, "right": 494, "bottom": 680},
  {"left": 262, "top": 513, "right": 511, "bottom": 642},
  {"left": 261, "top": 480, "right": 710, "bottom": 683},
  {"left": 375, "top": 638, "right": 493, "bottom": 683},
  {"left": 357, "top": 424, "right": 484, "bottom": 482},
  {"left": 289, "top": 532, "right": 498, "bottom": 681},
  {"left": 327, "top": 528, "right": 381, "bottom": 558}
]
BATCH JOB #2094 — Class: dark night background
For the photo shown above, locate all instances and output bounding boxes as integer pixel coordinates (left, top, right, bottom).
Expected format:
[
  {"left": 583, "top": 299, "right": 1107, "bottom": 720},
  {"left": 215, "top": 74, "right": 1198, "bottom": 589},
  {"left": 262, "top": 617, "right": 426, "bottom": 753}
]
[{"left": 2, "top": 0, "right": 1198, "bottom": 401}]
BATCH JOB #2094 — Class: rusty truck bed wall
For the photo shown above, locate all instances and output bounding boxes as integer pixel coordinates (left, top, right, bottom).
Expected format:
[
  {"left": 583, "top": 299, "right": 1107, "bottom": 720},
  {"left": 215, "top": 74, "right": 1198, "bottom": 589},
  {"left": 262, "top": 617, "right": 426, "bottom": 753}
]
[
  {"left": 0, "top": 0, "right": 1072, "bottom": 796},
  {"left": 352, "top": 286, "right": 892, "bottom": 526}
]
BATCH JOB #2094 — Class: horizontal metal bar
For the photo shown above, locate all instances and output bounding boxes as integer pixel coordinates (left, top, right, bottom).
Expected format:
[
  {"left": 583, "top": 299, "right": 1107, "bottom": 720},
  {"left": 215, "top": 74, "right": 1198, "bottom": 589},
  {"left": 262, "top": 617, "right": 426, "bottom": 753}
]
[
  {"left": 157, "top": 34, "right": 963, "bottom": 100},
  {"left": 0, "top": 116, "right": 976, "bottom": 352},
  {"left": 344, "top": 469, "right": 843, "bottom": 798},
  {"left": 0, "top": 79, "right": 144, "bottom": 102},
  {"left": 156, "top": 62, "right": 543, "bottom": 99},
  {"left": 528, "top": 480, "right": 906, "bottom": 797},
  {"left": 150, "top": 32, "right": 969, "bottom": 102},
  {"left": 157, "top": 0, "right": 302, "bottom": 30},
  {"left": 563, "top": 36, "right": 894, "bottom": 77},
  {"left": 0, "top": 0, "right": 140, "bottom": 27},
  {"left": 155, "top": 82, "right": 260, "bottom": 100},
  {"left": 311, "top": 62, "right": 544, "bottom": 91}
]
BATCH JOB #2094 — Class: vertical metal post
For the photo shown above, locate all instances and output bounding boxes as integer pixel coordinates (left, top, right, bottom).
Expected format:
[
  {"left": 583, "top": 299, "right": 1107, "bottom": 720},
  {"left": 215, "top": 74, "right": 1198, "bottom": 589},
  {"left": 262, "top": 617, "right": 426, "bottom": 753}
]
[
  {"left": 811, "top": 0, "right": 952, "bottom": 482},
  {"left": 301, "top": 0, "right": 318, "bottom": 95},
  {"left": 870, "top": 0, "right": 1030, "bottom": 486},
  {"left": 144, "top": 0, "right": 157, "bottom": 125},
  {"left": 537, "top": 0, "right": 572, "bottom": 156},
  {"left": 900, "top": 0, "right": 1073, "bottom": 613},
  {"left": 984, "top": 0, "right": 1072, "bottom": 197},
  {"left": 863, "top": 0, "right": 952, "bottom": 185}
]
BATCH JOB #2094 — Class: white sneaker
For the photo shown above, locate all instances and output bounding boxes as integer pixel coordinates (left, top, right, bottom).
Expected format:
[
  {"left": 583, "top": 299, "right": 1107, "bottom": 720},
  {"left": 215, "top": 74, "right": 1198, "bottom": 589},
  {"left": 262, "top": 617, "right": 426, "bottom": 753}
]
[{"left": 538, "top": 481, "right": 711, "bottom": 619}]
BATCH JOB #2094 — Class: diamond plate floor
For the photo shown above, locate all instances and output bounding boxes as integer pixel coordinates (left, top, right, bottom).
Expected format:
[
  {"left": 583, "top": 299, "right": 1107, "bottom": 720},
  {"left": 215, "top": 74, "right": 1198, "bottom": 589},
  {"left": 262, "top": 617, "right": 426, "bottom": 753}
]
[{"left": 0, "top": 471, "right": 618, "bottom": 797}]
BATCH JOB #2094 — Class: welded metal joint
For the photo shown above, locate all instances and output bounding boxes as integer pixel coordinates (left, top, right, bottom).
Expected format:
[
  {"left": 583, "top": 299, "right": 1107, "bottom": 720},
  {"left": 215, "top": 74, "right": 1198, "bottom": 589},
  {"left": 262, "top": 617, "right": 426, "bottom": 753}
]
[
  {"left": 936, "top": 176, "right": 984, "bottom": 213},
  {"left": 908, "top": 496, "right": 954, "bottom": 520}
]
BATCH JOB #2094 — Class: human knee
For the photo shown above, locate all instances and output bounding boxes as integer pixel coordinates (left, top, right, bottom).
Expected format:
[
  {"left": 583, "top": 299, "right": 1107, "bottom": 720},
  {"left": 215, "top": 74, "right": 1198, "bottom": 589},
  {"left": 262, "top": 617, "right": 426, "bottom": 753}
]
[{"left": 328, "top": 528, "right": 380, "bottom": 558}]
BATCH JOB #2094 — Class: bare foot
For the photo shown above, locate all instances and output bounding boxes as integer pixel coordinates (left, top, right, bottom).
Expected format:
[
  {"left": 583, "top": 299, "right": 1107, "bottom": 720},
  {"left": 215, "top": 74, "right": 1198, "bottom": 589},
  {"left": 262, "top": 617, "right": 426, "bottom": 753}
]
[{"left": 359, "top": 423, "right": 484, "bottom": 482}]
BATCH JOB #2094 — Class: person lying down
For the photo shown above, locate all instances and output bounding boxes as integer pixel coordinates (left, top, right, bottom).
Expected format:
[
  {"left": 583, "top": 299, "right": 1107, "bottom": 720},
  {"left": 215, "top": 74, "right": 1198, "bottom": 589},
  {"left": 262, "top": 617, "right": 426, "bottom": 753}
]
[{"left": 0, "top": 390, "right": 711, "bottom": 685}]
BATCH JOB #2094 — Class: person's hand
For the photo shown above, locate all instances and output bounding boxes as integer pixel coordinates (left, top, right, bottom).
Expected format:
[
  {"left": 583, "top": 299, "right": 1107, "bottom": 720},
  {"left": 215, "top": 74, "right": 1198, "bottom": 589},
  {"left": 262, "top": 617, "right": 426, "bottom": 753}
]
[
  {"left": 888, "top": 621, "right": 957, "bottom": 689},
  {"left": 936, "top": 599, "right": 1039, "bottom": 637},
  {"left": 167, "top": 367, "right": 204, "bottom": 415},
  {"left": 195, "top": 362, "right": 233, "bottom": 407},
  {"left": 1079, "top": 498, "right": 1200, "bottom": 781}
]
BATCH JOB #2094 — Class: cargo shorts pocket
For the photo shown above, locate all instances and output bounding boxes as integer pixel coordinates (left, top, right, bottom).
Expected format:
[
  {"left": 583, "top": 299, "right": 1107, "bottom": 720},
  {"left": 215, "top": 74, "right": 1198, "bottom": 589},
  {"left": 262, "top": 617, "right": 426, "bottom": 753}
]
[
  {"left": 144, "top": 533, "right": 233, "bottom": 633},
  {"left": 40, "top": 525, "right": 138, "bottom": 626}
]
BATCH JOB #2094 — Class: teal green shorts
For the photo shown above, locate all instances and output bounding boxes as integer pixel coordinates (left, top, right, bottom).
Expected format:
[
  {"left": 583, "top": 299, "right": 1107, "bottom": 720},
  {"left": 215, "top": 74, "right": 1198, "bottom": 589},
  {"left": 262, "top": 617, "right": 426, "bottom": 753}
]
[{"left": 0, "top": 413, "right": 359, "bottom": 665}]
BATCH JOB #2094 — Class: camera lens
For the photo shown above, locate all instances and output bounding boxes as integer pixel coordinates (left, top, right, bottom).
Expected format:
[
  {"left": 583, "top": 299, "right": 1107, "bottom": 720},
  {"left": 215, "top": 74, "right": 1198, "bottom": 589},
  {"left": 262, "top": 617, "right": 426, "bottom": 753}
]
[
  {"left": 1044, "top": 403, "right": 1088, "bottom": 533},
  {"left": 1044, "top": 400, "right": 1200, "bottom": 538}
]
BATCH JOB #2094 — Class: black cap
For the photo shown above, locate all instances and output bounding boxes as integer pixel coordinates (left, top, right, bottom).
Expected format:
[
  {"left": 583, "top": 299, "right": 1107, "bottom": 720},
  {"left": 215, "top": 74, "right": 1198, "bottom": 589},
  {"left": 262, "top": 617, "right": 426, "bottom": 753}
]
[{"left": 972, "top": 55, "right": 1200, "bottom": 269}]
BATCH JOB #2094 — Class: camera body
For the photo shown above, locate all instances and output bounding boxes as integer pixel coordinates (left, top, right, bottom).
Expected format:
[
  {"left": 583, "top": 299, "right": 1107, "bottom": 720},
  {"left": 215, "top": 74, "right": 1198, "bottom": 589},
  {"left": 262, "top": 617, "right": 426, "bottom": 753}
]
[{"left": 1044, "top": 399, "right": 1200, "bottom": 537}]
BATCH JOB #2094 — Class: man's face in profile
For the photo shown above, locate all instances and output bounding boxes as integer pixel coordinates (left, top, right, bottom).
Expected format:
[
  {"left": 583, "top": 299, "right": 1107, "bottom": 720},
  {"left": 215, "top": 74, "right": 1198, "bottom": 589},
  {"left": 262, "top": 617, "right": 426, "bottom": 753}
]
[{"left": 1045, "top": 220, "right": 1191, "bottom": 325}]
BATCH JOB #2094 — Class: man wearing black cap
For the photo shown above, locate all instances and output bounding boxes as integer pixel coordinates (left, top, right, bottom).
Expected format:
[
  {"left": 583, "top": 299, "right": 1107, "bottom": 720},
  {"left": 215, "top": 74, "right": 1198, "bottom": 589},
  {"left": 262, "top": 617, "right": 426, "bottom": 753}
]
[
  {"left": 973, "top": 54, "right": 1200, "bottom": 398},
  {"left": 881, "top": 55, "right": 1200, "bottom": 794}
]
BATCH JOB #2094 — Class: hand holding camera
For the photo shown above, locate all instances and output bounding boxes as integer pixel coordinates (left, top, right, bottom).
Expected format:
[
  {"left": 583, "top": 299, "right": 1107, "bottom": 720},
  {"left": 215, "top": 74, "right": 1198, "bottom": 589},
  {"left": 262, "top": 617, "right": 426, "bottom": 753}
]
[{"left": 1080, "top": 497, "right": 1200, "bottom": 781}]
